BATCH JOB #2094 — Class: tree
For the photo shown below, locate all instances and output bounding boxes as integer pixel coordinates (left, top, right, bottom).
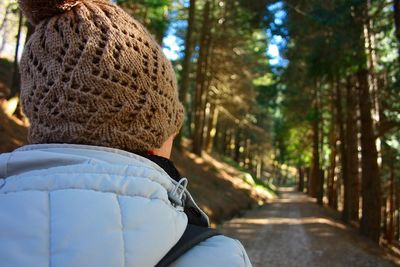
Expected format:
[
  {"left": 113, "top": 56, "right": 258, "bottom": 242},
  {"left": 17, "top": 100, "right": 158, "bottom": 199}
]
[
  {"left": 10, "top": 8, "right": 22, "bottom": 98},
  {"left": 116, "top": 0, "right": 172, "bottom": 43},
  {"left": 176, "top": 0, "right": 196, "bottom": 149},
  {"left": 191, "top": 0, "right": 212, "bottom": 155},
  {"left": 277, "top": 0, "right": 398, "bottom": 243}
]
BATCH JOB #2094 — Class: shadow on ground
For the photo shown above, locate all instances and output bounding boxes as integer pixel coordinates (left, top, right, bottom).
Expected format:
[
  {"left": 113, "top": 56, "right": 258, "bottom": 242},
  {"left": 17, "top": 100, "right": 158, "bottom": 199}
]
[{"left": 220, "top": 188, "right": 399, "bottom": 267}]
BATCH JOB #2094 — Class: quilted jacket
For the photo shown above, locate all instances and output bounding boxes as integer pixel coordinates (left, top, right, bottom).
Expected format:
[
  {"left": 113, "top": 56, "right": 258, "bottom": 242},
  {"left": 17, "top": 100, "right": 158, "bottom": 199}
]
[{"left": 0, "top": 144, "right": 252, "bottom": 267}]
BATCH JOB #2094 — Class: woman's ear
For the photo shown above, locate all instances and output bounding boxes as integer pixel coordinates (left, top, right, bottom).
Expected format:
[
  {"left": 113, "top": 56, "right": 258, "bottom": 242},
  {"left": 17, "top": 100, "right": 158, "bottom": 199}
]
[{"left": 148, "top": 134, "right": 175, "bottom": 159}]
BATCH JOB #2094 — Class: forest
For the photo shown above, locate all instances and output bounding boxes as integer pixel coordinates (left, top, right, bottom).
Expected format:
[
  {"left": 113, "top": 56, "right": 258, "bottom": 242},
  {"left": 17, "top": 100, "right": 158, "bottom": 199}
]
[{"left": 1, "top": 0, "right": 400, "bottom": 252}]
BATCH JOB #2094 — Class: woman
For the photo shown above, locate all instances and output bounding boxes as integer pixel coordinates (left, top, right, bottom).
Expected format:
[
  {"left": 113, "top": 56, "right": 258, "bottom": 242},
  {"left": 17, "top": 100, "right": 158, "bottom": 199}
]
[{"left": 0, "top": 0, "right": 252, "bottom": 266}]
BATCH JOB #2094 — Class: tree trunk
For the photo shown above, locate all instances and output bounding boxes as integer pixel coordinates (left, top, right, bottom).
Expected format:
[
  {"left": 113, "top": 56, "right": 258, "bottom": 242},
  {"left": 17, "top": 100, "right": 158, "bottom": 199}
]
[
  {"left": 298, "top": 166, "right": 305, "bottom": 192},
  {"left": 226, "top": 128, "right": 233, "bottom": 157},
  {"left": 358, "top": 70, "right": 382, "bottom": 243},
  {"left": 327, "top": 147, "right": 338, "bottom": 209},
  {"left": 25, "top": 22, "right": 35, "bottom": 45},
  {"left": 364, "top": 2, "right": 381, "bottom": 162},
  {"left": 205, "top": 105, "right": 219, "bottom": 153},
  {"left": 383, "top": 196, "right": 388, "bottom": 239},
  {"left": 220, "top": 125, "right": 228, "bottom": 155},
  {"left": 256, "top": 158, "right": 263, "bottom": 180},
  {"left": 234, "top": 128, "right": 241, "bottom": 163},
  {"left": 213, "top": 120, "right": 221, "bottom": 152},
  {"left": 335, "top": 81, "right": 350, "bottom": 222},
  {"left": 387, "top": 152, "right": 395, "bottom": 243},
  {"left": 328, "top": 85, "right": 338, "bottom": 209},
  {"left": 396, "top": 185, "right": 400, "bottom": 240},
  {"left": 317, "top": 169, "right": 324, "bottom": 205},
  {"left": 310, "top": 88, "right": 320, "bottom": 198},
  {"left": 394, "top": 0, "right": 400, "bottom": 56},
  {"left": 10, "top": 9, "right": 23, "bottom": 98},
  {"left": 0, "top": 3, "right": 11, "bottom": 32},
  {"left": 305, "top": 167, "right": 311, "bottom": 194},
  {"left": 0, "top": 3, "right": 14, "bottom": 54},
  {"left": 345, "top": 78, "right": 360, "bottom": 223},
  {"left": 246, "top": 139, "right": 252, "bottom": 170},
  {"left": 318, "top": 89, "right": 325, "bottom": 205},
  {"left": 192, "top": 1, "right": 211, "bottom": 155},
  {"left": 176, "top": 0, "right": 196, "bottom": 149},
  {"left": 198, "top": 16, "right": 214, "bottom": 147}
]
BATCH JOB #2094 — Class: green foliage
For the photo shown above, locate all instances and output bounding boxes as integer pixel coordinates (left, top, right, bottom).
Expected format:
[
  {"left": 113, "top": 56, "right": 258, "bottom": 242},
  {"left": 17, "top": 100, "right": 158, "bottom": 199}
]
[
  {"left": 220, "top": 155, "right": 277, "bottom": 197},
  {"left": 116, "top": 0, "right": 172, "bottom": 42},
  {"left": 267, "top": 0, "right": 399, "bottom": 172}
]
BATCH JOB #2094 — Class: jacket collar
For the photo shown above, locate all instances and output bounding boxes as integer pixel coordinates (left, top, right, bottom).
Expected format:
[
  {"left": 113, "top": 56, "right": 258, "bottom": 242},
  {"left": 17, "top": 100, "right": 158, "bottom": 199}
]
[
  {"left": 137, "top": 153, "right": 209, "bottom": 227},
  {"left": 136, "top": 153, "right": 182, "bottom": 182},
  {"left": 3, "top": 143, "right": 209, "bottom": 227}
]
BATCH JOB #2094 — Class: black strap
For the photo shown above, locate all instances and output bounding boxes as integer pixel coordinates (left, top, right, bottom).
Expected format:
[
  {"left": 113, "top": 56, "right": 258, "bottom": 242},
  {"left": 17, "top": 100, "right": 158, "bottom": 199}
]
[{"left": 155, "top": 224, "right": 221, "bottom": 267}]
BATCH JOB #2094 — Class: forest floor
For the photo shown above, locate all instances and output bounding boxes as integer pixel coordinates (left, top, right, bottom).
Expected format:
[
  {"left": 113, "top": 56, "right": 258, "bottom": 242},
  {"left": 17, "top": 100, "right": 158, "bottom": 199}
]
[{"left": 220, "top": 188, "right": 400, "bottom": 267}]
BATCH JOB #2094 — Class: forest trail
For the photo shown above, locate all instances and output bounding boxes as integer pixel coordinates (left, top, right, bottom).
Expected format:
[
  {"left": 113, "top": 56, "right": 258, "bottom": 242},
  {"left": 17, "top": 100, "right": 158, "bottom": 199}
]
[{"left": 220, "top": 188, "right": 399, "bottom": 267}]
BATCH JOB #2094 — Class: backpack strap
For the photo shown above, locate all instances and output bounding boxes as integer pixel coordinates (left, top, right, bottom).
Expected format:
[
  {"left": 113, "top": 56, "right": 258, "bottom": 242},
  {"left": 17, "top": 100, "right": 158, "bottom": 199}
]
[{"left": 155, "top": 224, "right": 221, "bottom": 267}]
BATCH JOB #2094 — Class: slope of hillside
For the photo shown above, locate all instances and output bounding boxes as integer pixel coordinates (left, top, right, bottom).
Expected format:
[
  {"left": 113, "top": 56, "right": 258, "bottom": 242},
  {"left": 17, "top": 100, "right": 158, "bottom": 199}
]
[
  {"left": 172, "top": 149, "right": 275, "bottom": 224},
  {"left": 0, "top": 101, "right": 28, "bottom": 152}
]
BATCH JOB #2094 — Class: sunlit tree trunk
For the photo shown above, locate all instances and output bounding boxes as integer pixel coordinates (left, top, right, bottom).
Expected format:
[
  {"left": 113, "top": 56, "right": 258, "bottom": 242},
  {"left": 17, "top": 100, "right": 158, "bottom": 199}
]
[
  {"left": 0, "top": 3, "right": 12, "bottom": 32},
  {"left": 205, "top": 104, "right": 219, "bottom": 153},
  {"left": 318, "top": 88, "right": 325, "bottom": 205},
  {"left": 226, "top": 128, "right": 233, "bottom": 157},
  {"left": 335, "top": 81, "right": 350, "bottom": 221},
  {"left": 364, "top": 2, "right": 381, "bottom": 164},
  {"left": 351, "top": 1, "right": 382, "bottom": 243},
  {"left": 305, "top": 167, "right": 311, "bottom": 194},
  {"left": 358, "top": 70, "right": 381, "bottom": 243},
  {"left": 246, "top": 140, "right": 252, "bottom": 171},
  {"left": 198, "top": 62, "right": 214, "bottom": 151},
  {"left": 0, "top": 3, "right": 14, "bottom": 53},
  {"left": 192, "top": 0, "right": 212, "bottom": 155}
]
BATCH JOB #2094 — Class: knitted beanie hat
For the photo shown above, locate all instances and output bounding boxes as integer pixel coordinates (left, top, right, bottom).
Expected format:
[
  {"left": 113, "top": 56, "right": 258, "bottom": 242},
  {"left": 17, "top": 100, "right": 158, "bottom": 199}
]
[{"left": 18, "top": 0, "right": 184, "bottom": 152}]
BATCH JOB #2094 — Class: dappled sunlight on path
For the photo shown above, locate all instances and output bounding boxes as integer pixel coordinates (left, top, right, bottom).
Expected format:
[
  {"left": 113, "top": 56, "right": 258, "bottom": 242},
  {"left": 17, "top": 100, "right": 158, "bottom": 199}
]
[{"left": 220, "top": 188, "right": 398, "bottom": 267}]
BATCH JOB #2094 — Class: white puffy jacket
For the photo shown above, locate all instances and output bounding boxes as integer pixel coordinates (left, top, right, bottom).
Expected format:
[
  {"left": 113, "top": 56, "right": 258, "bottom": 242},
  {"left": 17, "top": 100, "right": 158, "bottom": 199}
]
[{"left": 0, "top": 144, "right": 252, "bottom": 267}]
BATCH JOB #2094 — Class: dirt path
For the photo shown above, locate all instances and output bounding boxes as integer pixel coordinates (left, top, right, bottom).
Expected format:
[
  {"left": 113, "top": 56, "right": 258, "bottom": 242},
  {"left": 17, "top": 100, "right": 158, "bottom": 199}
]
[{"left": 220, "top": 188, "right": 399, "bottom": 267}]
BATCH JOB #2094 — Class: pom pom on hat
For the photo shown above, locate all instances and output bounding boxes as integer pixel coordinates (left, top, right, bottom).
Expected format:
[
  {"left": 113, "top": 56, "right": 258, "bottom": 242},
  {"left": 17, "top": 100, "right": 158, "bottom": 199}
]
[{"left": 19, "top": 0, "right": 107, "bottom": 25}]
